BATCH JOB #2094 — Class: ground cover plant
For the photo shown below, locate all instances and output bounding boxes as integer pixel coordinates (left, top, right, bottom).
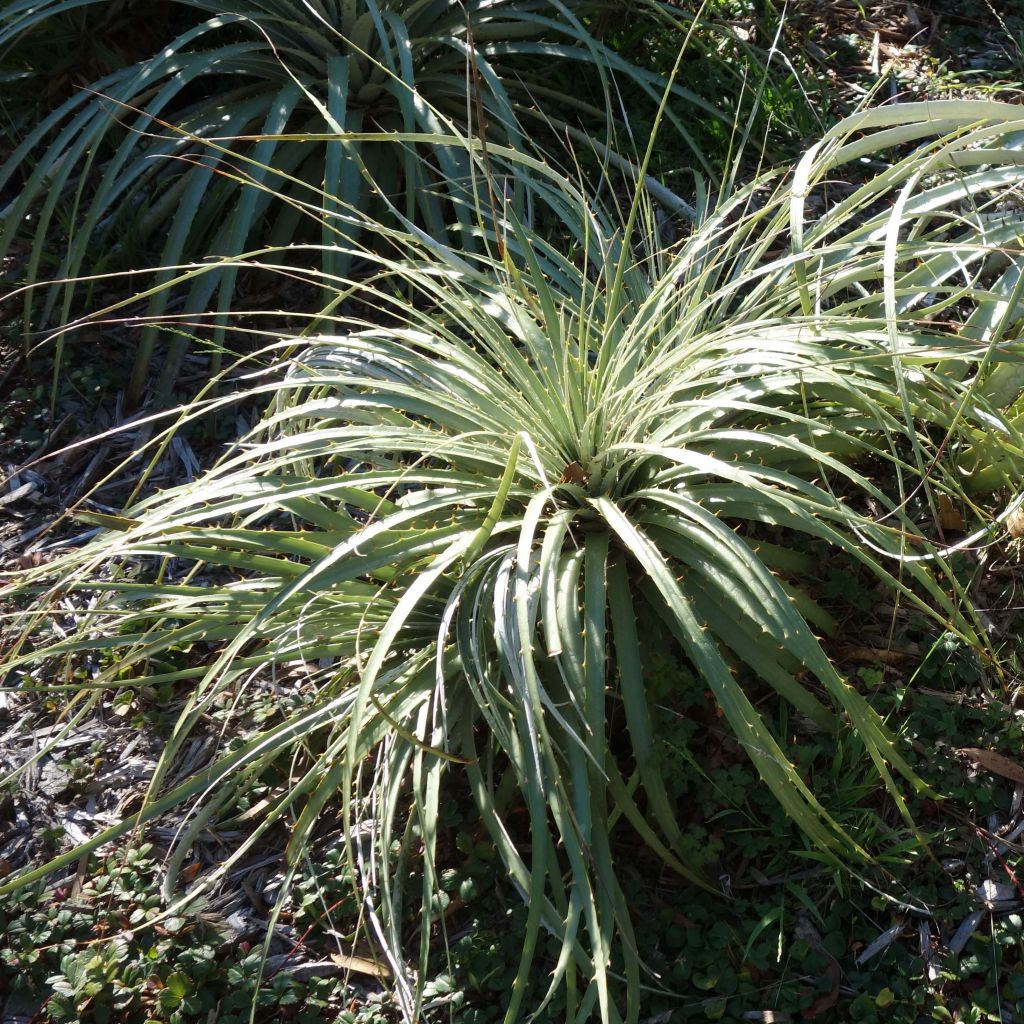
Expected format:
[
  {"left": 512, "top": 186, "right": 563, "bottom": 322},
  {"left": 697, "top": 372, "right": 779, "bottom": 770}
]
[
  {"left": 4, "top": 82, "right": 1024, "bottom": 1024},
  {"left": 6, "top": 663, "right": 1024, "bottom": 1024}
]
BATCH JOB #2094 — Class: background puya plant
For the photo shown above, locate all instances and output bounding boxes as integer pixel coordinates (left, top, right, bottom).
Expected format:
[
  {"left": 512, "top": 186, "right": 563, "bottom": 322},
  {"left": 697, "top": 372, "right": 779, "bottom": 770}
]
[
  {"left": 3, "top": 101, "right": 1024, "bottom": 1022},
  {"left": 0, "top": 0, "right": 731, "bottom": 410}
]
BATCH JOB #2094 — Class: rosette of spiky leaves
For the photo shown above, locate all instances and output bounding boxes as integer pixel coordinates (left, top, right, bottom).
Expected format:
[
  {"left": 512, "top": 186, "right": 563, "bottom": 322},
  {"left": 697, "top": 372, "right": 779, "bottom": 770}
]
[
  {"left": 0, "top": 0, "right": 726, "bottom": 407},
  {"left": 772, "top": 100, "right": 1024, "bottom": 494},
  {"left": 4, "top": 101, "right": 1024, "bottom": 1022}
]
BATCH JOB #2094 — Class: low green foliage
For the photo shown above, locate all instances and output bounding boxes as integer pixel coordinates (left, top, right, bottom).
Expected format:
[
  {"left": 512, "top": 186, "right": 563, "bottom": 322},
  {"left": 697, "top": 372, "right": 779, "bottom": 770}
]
[
  {"left": 0, "top": 346, "right": 130, "bottom": 460},
  {"left": 0, "top": 846, "right": 357, "bottom": 1023},
  {"left": 4, "top": 583, "right": 1024, "bottom": 1021},
  {"left": 7, "top": 693, "right": 1024, "bottom": 1024}
]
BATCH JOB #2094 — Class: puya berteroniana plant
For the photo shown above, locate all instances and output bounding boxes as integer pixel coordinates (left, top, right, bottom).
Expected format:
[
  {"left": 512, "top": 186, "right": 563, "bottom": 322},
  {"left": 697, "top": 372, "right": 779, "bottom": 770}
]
[
  {"left": 4, "top": 101, "right": 1024, "bottom": 1022},
  {"left": 0, "top": 0, "right": 726, "bottom": 409}
]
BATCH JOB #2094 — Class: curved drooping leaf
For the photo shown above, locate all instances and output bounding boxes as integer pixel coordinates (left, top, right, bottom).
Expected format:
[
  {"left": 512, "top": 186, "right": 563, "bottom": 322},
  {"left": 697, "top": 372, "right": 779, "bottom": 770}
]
[
  {"left": 0, "top": 0, "right": 729, "bottom": 405},
  {"left": 4, "top": 102, "right": 1024, "bottom": 1021}
]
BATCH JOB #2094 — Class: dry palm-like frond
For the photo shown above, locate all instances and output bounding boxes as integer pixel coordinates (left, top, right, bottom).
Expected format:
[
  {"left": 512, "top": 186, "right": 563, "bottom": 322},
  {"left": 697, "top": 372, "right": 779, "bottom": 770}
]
[{"left": 3, "top": 102, "right": 1024, "bottom": 1022}]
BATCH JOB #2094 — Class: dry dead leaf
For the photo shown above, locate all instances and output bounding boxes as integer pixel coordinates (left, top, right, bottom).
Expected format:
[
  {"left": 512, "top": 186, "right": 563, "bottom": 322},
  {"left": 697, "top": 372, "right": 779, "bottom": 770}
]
[
  {"left": 937, "top": 494, "right": 964, "bottom": 532},
  {"left": 70, "top": 851, "right": 89, "bottom": 900},
  {"left": 329, "top": 952, "right": 392, "bottom": 980},
  {"left": 975, "top": 879, "right": 1020, "bottom": 910},
  {"left": 840, "top": 644, "right": 917, "bottom": 665},
  {"left": 559, "top": 461, "right": 589, "bottom": 486},
  {"left": 949, "top": 909, "right": 985, "bottom": 954},
  {"left": 795, "top": 914, "right": 840, "bottom": 1019},
  {"left": 180, "top": 861, "right": 203, "bottom": 884},
  {"left": 1007, "top": 509, "right": 1024, "bottom": 539},
  {"left": 855, "top": 921, "right": 904, "bottom": 965},
  {"left": 802, "top": 958, "right": 841, "bottom": 1019},
  {"left": 957, "top": 747, "right": 1024, "bottom": 785}
]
